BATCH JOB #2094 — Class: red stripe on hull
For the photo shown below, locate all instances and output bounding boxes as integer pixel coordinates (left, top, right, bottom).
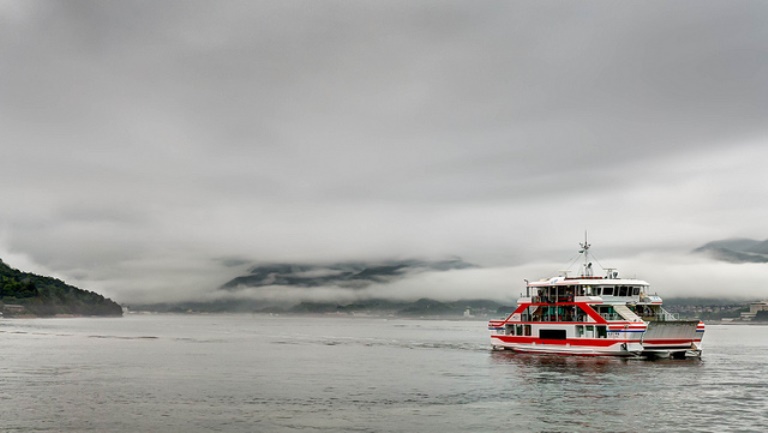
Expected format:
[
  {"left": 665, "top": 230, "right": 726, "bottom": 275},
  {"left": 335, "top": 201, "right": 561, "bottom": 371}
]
[
  {"left": 491, "top": 336, "right": 630, "bottom": 347},
  {"left": 503, "top": 348, "right": 617, "bottom": 357}
]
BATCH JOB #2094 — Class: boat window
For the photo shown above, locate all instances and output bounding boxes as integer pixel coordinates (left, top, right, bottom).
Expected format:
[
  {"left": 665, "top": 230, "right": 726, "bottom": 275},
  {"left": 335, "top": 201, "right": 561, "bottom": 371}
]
[
  {"left": 597, "top": 305, "right": 617, "bottom": 320},
  {"left": 539, "top": 329, "right": 567, "bottom": 340},
  {"left": 585, "top": 325, "right": 594, "bottom": 338},
  {"left": 524, "top": 306, "right": 533, "bottom": 322},
  {"left": 505, "top": 324, "right": 514, "bottom": 335},
  {"left": 632, "top": 287, "right": 640, "bottom": 296},
  {"left": 516, "top": 324, "right": 523, "bottom": 335},
  {"left": 550, "top": 306, "right": 560, "bottom": 322},
  {"left": 570, "top": 306, "right": 579, "bottom": 322},
  {"left": 523, "top": 325, "right": 531, "bottom": 336},
  {"left": 576, "top": 325, "right": 584, "bottom": 338},
  {"left": 597, "top": 326, "right": 607, "bottom": 338},
  {"left": 619, "top": 286, "right": 629, "bottom": 296},
  {"left": 576, "top": 306, "right": 587, "bottom": 322},
  {"left": 562, "top": 306, "right": 573, "bottom": 322},
  {"left": 602, "top": 286, "right": 614, "bottom": 296},
  {"left": 594, "top": 287, "right": 601, "bottom": 296},
  {"left": 541, "top": 306, "right": 549, "bottom": 322}
]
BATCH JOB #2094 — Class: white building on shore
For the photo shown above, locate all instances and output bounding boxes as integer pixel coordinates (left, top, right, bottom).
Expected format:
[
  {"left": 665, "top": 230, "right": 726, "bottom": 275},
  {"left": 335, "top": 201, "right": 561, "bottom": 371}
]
[{"left": 740, "top": 301, "right": 768, "bottom": 320}]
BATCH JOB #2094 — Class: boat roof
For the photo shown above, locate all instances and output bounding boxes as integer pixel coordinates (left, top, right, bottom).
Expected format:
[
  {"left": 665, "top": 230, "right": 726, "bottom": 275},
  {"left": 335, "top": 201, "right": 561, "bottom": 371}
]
[{"left": 528, "top": 276, "right": 649, "bottom": 287}]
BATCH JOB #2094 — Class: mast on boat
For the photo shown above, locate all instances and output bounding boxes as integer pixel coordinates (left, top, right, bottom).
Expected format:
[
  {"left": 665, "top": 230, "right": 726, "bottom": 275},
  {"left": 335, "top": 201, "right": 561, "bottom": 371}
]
[{"left": 579, "top": 231, "right": 593, "bottom": 277}]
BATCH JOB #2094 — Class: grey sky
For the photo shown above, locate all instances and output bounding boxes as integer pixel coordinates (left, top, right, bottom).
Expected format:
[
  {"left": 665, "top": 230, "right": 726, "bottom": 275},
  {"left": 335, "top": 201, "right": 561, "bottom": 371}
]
[{"left": 2, "top": 1, "right": 767, "bottom": 303}]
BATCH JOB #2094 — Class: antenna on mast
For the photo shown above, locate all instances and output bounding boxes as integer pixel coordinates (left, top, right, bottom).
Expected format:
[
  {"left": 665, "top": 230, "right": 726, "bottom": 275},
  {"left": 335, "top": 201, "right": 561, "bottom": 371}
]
[{"left": 579, "top": 231, "right": 591, "bottom": 277}]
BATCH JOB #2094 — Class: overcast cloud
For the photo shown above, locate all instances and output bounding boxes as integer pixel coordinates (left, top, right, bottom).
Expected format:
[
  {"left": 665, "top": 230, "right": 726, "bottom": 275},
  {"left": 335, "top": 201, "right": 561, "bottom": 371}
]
[{"left": 1, "top": 1, "right": 767, "bottom": 303}]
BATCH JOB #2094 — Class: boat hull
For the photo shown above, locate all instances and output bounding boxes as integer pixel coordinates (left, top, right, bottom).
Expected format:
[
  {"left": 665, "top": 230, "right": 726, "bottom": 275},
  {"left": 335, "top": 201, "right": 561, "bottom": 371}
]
[
  {"left": 489, "top": 321, "right": 704, "bottom": 358},
  {"left": 490, "top": 335, "right": 644, "bottom": 356}
]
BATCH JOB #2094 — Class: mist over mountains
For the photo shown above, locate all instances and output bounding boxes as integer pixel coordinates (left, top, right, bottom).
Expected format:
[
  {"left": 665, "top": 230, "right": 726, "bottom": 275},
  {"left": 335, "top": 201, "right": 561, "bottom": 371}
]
[
  {"left": 693, "top": 238, "right": 768, "bottom": 263},
  {"left": 133, "top": 257, "right": 498, "bottom": 312},
  {"left": 220, "top": 258, "right": 476, "bottom": 291},
  {"left": 127, "top": 238, "right": 768, "bottom": 313}
]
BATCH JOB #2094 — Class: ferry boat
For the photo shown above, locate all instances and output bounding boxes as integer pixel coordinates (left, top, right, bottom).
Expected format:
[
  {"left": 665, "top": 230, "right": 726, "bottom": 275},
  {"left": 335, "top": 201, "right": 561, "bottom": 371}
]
[{"left": 488, "top": 237, "right": 705, "bottom": 358}]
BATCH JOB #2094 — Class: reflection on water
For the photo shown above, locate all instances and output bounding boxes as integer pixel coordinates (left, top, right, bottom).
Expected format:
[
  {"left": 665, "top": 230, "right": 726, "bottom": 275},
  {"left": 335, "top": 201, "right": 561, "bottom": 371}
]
[{"left": 490, "top": 348, "right": 704, "bottom": 371}]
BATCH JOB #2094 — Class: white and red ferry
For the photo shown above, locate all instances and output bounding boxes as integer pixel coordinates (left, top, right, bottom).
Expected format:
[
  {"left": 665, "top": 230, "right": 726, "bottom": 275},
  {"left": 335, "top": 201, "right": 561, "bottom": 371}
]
[{"left": 488, "top": 237, "right": 705, "bottom": 358}]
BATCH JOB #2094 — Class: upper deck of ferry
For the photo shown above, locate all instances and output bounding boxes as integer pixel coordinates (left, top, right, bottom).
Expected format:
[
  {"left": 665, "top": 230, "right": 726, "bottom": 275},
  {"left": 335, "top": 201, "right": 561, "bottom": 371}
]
[
  {"left": 519, "top": 235, "right": 665, "bottom": 306},
  {"left": 521, "top": 273, "right": 664, "bottom": 306}
]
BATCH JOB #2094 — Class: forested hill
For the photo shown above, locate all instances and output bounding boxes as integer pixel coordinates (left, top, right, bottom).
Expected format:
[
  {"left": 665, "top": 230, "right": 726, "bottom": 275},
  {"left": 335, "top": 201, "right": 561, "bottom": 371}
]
[{"left": 0, "top": 259, "right": 122, "bottom": 317}]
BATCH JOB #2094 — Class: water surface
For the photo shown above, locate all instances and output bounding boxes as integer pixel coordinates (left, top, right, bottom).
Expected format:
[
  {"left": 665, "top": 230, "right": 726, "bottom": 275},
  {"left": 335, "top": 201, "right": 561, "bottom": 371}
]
[{"left": 1, "top": 315, "right": 765, "bottom": 432}]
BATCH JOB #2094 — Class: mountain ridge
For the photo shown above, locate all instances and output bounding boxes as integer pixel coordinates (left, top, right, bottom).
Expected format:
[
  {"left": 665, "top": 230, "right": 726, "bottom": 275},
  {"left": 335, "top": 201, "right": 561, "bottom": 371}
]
[
  {"left": 220, "top": 258, "right": 477, "bottom": 291},
  {"left": 693, "top": 238, "right": 768, "bottom": 263}
]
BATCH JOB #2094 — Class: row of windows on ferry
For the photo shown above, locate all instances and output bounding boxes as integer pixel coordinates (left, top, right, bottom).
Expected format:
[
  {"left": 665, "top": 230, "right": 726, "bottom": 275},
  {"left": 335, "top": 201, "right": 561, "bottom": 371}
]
[
  {"left": 504, "top": 324, "right": 609, "bottom": 339},
  {"left": 521, "top": 305, "right": 619, "bottom": 322},
  {"left": 535, "top": 285, "right": 644, "bottom": 298}
]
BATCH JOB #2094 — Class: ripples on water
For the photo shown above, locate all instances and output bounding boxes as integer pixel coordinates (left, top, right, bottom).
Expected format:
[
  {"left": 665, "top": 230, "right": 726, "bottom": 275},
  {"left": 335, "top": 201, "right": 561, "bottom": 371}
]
[{"left": 1, "top": 316, "right": 766, "bottom": 432}]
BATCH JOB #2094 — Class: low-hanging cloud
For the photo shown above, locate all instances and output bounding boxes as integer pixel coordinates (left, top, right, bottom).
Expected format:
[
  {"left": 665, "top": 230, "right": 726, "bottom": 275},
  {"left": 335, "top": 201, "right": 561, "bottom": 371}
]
[
  {"left": 183, "top": 250, "right": 767, "bottom": 309},
  {"left": 1, "top": 1, "right": 767, "bottom": 304}
]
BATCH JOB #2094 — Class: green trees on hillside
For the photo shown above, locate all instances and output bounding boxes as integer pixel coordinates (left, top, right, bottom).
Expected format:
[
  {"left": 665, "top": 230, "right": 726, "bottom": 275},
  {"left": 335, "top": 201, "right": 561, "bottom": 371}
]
[
  {"left": 0, "top": 259, "right": 122, "bottom": 317},
  {"left": 1, "top": 276, "right": 39, "bottom": 299}
]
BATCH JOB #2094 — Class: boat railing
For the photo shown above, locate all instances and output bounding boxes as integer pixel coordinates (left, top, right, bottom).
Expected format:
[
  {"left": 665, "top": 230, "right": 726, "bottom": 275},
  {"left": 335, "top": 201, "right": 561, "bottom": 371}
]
[
  {"left": 643, "top": 312, "right": 679, "bottom": 321},
  {"left": 520, "top": 313, "right": 590, "bottom": 322},
  {"left": 531, "top": 295, "right": 575, "bottom": 304},
  {"left": 663, "top": 311, "right": 679, "bottom": 321}
]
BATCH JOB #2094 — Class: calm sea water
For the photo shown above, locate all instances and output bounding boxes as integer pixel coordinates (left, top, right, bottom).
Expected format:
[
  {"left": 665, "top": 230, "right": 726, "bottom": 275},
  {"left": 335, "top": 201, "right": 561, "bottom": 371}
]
[{"left": 1, "top": 314, "right": 766, "bottom": 432}]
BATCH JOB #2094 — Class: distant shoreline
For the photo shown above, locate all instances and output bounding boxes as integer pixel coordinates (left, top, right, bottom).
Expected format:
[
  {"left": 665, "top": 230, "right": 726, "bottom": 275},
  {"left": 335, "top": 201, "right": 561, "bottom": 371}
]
[
  {"left": 1, "top": 312, "right": 123, "bottom": 319},
  {"left": 708, "top": 320, "right": 768, "bottom": 326},
  {"left": 118, "top": 311, "right": 768, "bottom": 325}
]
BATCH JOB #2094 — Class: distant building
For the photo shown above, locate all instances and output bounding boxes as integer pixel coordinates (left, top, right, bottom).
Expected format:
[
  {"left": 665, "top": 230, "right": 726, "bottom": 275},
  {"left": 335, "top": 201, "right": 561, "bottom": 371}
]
[
  {"left": 740, "top": 301, "right": 768, "bottom": 320},
  {"left": 2, "top": 304, "right": 27, "bottom": 315}
]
